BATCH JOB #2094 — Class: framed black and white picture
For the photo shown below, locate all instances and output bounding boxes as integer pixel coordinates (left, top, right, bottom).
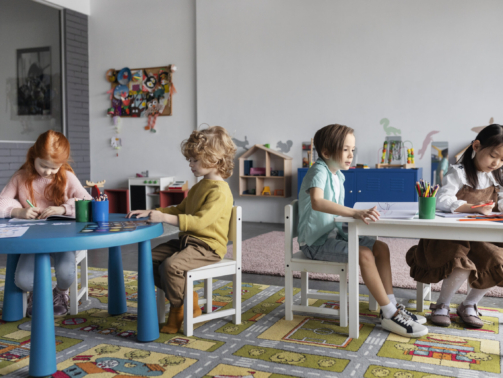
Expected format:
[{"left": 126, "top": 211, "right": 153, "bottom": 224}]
[{"left": 17, "top": 47, "right": 51, "bottom": 116}]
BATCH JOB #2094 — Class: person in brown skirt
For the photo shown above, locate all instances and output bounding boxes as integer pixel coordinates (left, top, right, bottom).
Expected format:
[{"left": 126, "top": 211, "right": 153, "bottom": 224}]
[
  {"left": 407, "top": 124, "right": 503, "bottom": 328},
  {"left": 128, "top": 126, "right": 237, "bottom": 333}
]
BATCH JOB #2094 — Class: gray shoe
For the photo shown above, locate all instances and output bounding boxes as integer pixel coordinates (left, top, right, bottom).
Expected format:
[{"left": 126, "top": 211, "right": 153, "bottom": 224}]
[
  {"left": 26, "top": 292, "right": 33, "bottom": 318},
  {"left": 53, "top": 288, "right": 69, "bottom": 317},
  {"left": 457, "top": 302, "right": 484, "bottom": 329},
  {"left": 429, "top": 303, "right": 451, "bottom": 327}
]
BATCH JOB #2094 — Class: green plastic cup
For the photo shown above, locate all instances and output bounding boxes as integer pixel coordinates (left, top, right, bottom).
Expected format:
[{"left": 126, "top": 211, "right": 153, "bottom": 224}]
[
  {"left": 419, "top": 197, "right": 436, "bottom": 219},
  {"left": 76, "top": 200, "right": 92, "bottom": 222}
]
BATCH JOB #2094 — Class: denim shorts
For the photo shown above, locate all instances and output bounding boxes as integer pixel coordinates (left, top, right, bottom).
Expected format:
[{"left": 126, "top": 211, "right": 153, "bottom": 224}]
[{"left": 300, "top": 234, "right": 377, "bottom": 263}]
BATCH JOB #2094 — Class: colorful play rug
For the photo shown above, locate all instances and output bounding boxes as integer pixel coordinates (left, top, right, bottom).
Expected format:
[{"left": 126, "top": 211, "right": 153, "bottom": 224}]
[{"left": 0, "top": 267, "right": 502, "bottom": 377}]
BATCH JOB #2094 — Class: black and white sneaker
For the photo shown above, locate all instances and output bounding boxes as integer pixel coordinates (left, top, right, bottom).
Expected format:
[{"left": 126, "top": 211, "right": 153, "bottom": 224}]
[
  {"left": 396, "top": 304, "right": 427, "bottom": 325},
  {"left": 378, "top": 305, "right": 427, "bottom": 325},
  {"left": 381, "top": 309, "right": 428, "bottom": 338}
]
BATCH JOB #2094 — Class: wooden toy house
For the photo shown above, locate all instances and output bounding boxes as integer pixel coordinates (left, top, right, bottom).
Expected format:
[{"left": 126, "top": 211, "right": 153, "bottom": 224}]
[{"left": 238, "top": 144, "right": 292, "bottom": 198}]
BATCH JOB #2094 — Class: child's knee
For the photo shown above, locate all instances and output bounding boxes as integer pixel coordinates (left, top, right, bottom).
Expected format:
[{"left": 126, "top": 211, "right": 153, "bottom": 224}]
[
  {"left": 373, "top": 240, "right": 390, "bottom": 258},
  {"left": 359, "top": 247, "right": 375, "bottom": 266},
  {"left": 15, "top": 274, "right": 33, "bottom": 292}
]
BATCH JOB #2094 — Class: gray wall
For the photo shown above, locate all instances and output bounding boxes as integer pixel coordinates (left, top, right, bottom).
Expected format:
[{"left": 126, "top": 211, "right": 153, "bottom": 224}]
[
  {"left": 88, "top": 0, "right": 196, "bottom": 189},
  {"left": 0, "top": 7, "right": 90, "bottom": 188},
  {"left": 196, "top": 0, "right": 503, "bottom": 222}
]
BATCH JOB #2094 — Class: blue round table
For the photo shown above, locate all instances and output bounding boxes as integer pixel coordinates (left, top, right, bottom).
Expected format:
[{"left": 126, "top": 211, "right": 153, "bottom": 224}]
[{"left": 0, "top": 214, "right": 163, "bottom": 377}]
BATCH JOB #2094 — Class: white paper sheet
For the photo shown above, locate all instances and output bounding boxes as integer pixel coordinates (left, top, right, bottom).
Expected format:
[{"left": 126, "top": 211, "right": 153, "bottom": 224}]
[
  {"left": 8, "top": 218, "right": 47, "bottom": 223},
  {"left": 436, "top": 211, "right": 502, "bottom": 218},
  {"left": 0, "top": 226, "right": 29, "bottom": 238},
  {"left": 353, "top": 202, "right": 418, "bottom": 219}
]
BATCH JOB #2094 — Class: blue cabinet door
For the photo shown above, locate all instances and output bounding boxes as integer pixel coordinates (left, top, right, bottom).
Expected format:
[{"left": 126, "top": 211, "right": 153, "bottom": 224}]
[
  {"left": 343, "top": 170, "right": 356, "bottom": 208},
  {"left": 356, "top": 169, "right": 421, "bottom": 202}
]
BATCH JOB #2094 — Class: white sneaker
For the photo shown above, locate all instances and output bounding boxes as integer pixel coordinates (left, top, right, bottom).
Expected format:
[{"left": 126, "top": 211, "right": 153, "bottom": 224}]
[
  {"left": 381, "top": 309, "right": 428, "bottom": 338},
  {"left": 397, "top": 304, "right": 427, "bottom": 325}
]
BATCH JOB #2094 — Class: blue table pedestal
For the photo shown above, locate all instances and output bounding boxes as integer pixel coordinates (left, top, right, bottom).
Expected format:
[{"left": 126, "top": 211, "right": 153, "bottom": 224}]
[
  {"left": 108, "top": 246, "right": 127, "bottom": 315},
  {"left": 137, "top": 240, "right": 159, "bottom": 342},
  {"left": 30, "top": 253, "right": 57, "bottom": 376},
  {"left": 2, "top": 254, "right": 24, "bottom": 321}
]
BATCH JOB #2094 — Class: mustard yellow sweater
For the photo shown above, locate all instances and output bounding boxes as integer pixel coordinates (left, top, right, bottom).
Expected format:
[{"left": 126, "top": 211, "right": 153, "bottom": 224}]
[{"left": 156, "top": 179, "right": 233, "bottom": 258}]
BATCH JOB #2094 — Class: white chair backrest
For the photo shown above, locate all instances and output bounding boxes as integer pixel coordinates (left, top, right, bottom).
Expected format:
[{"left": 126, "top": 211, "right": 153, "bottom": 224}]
[
  {"left": 284, "top": 200, "right": 299, "bottom": 264},
  {"left": 228, "top": 206, "right": 242, "bottom": 265}
]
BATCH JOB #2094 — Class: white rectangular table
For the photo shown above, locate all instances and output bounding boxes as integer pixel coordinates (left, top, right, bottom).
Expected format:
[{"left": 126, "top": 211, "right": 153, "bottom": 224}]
[{"left": 337, "top": 216, "right": 503, "bottom": 339}]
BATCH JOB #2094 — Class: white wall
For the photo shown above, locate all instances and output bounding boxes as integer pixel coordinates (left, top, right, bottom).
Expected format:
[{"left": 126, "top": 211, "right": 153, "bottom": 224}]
[
  {"left": 36, "top": 0, "right": 90, "bottom": 15},
  {"left": 0, "top": 0, "right": 62, "bottom": 142},
  {"left": 196, "top": 0, "right": 503, "bottom": 222},
  {"left": 89, "top": 0, "right": 196, "bottom": 189}
]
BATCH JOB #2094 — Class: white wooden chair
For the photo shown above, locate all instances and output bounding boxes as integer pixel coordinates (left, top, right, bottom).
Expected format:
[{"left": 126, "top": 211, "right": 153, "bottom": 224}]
[
  {"left": 22, "top": 250, "right": 88, "bottom": 316},
  {"left": 416, "top": 282, "right": 472, "bottom": 312},
  {"left": 156, "top": 206, "right": 242, "bottom": 336},
  {"left": 285, "top": 200, "right": 377, "bottom": 327},
  {"left": 69, "top": 250, "right": 89, "bottom": 315}
]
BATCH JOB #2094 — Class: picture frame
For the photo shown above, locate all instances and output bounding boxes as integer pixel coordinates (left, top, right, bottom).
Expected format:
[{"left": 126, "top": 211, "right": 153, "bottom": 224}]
[{"left": 17, "top": 47, "right": 51, "bottom": 116}]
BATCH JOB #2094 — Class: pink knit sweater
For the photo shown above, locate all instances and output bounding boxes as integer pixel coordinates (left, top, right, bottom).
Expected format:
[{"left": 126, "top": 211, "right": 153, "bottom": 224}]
[{"left": 0, "top": 170, "right": 92, "bottom": 218}]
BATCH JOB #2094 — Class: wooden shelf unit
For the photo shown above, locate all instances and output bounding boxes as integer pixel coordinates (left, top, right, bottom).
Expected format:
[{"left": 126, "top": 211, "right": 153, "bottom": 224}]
[
  {"left": 159, "top": 189, "right": 188, "bottom": 208},
  {"left": 104, "top": 189, "right": 130, "bottom": 214},
  {"left": 238, "top": 144, "right": 292, "bottom": 198}
]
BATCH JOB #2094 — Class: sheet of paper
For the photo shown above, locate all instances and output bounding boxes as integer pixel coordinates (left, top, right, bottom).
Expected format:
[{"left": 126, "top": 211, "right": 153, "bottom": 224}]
[
  {"left": 436, "top": 212, "right": 502, "bottom": 218},
  {"left": 0, "top": 227, "right": 29, "bottom": 238},
  {"left": 8, "top": 218, "right": 47, "bottom": 223},
  {"left": 353, "top": 202, "right": 418, "bottom": 219}
]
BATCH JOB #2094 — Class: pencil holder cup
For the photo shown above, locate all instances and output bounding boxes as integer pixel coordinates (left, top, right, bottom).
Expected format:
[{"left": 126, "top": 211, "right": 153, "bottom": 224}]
[
  {"left": 419, "top": 197, "right": 436, "bottom": 219},
  {"left": 75, "top": 200, "right": 92, "bottom": 222},
  {"left": 92, "top": 200, "right": 109, "bottom": 222}
]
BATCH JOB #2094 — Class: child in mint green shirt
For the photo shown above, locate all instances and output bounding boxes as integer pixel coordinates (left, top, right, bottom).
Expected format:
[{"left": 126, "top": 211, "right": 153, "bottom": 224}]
[{"left": 297, "top": 124, "right": 428, "bottom": 338}]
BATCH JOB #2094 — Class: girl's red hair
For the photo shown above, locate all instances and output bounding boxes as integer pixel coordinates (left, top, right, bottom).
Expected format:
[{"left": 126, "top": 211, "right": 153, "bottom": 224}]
[{"left": 19, "top": 130, "right": 74, "bottom": 206}]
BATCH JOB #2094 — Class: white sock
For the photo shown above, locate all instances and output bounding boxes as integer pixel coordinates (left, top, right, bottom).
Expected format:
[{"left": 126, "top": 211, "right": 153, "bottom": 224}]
[
  {"left": 381, "top": 302, "right": 397, "bottom": 319},
  {"left": 435, "top": 268, "right": 470, "bottom": 315},
  {"left": 387, "top": 294, "right": 397, "bottom": 306},
  {"left": 463, "top": 287, "right": 490, "bottom": 316}
]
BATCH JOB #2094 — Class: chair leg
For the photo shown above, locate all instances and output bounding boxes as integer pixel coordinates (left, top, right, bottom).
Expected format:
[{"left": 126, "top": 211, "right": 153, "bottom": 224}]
[
  {"left": 233, "top": 269, "right": 241, "bottom": 325},
  {"left": 285, "top": 267, "right": 294, "bottom": 321},
  {"left": 69, "top": 259, "right": 79, "bottom": 315},
  {"left": 301, "top": 271, "right": 309, "bottom": 306},
  {"left": 82, "top": 251, "right": 88, "bottom": 301},
  {"left": 417, "top": 282, "right": 425, "bottom": 312},
  {"left": 426, "top": 284, "right": 431, "bottom": 301},
  {"left": 22, "top": 292, "right": 27, "bottom": 318},
  {"left": 339, "top": 270, "right": 348, "bottom": 327},
  {"left": 204, "top": 279, "right": 213, "bottom": 314},
  {"left": 156, "top": 288, "right": 166, "bottom": 324},
  {"left": 184, "top": 278, "right": 194, "bottom": 336},
  {"left": 369, "top": 292, "right": 378, "bottom": 312}
]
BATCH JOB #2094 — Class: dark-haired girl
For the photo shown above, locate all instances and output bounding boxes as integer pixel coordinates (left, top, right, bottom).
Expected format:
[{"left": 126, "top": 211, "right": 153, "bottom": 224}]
[{"left": 407, "top": 124, "right": 503, "bottom": 328}]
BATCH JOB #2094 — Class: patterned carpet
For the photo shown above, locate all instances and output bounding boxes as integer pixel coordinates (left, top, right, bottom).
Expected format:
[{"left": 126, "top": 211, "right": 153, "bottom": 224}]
[{"left": 0, "top": 267, "right": 502, "bottom": 377}]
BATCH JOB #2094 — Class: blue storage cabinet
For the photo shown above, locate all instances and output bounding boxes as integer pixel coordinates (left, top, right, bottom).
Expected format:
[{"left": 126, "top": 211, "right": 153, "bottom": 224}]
[{"left": 298, "top": 167, "right": 422, "bottom": 207}]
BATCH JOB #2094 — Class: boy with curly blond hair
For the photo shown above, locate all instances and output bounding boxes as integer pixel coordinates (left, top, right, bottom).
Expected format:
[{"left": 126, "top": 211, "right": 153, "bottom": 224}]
[{"left": 128, "top": 126, "right": 237, "bottom": 333}]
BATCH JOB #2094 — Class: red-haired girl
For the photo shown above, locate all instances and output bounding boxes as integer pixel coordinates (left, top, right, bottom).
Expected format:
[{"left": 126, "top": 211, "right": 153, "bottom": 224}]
[{"left": 0, "top": 130, "right": 92, "bottom": 317}]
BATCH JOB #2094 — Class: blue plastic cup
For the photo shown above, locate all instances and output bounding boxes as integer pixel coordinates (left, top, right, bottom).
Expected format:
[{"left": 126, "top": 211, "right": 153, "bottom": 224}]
[{"left": 92, "top": 200, "right": 109, "bottom": 222}]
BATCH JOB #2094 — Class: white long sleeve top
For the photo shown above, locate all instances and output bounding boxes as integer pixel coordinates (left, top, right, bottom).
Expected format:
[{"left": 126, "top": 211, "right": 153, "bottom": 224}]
[{"left": 436, "top": 164, "right": 503, "bottom": 213}]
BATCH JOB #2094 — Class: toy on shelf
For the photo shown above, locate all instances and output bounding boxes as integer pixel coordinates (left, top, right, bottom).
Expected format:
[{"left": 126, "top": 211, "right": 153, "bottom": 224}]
[
  {"left": 376, "top": 136, "right": 415, "bottom": 169},
  {"left": 250, "top": 167, "right": 266, "bottom": 176},
  {"left": 302, "top": 139, "right": 318, "bottom": 167},
  {"left": 274, "top": 189, "right": 284, "bottom": 196},
  {"left": 168, "top": 180, "right": 188, "bottom": 191},
  {"left": 262, "top": 186, "right": 271, "bottom": 196},
  {"left": 136, "top": 170, "right": 149, "bottom": 178}
]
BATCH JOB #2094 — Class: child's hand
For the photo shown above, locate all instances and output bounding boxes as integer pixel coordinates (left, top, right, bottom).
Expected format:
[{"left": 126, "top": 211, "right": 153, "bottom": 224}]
[
  {"left": 13, "top": 207, "right": 41, "bottom": 219},
  {"left": 352, "top": 206, "right": 380, "bottom": 225},
  {"left": 127, "top": 210, "right": 152, "bottom": 219},
  {"left": 38, "top": 206, "right": 65, "bottom": 219},
  {"left": 473, "top": 201, "right": 495, "bottom": 215}
]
